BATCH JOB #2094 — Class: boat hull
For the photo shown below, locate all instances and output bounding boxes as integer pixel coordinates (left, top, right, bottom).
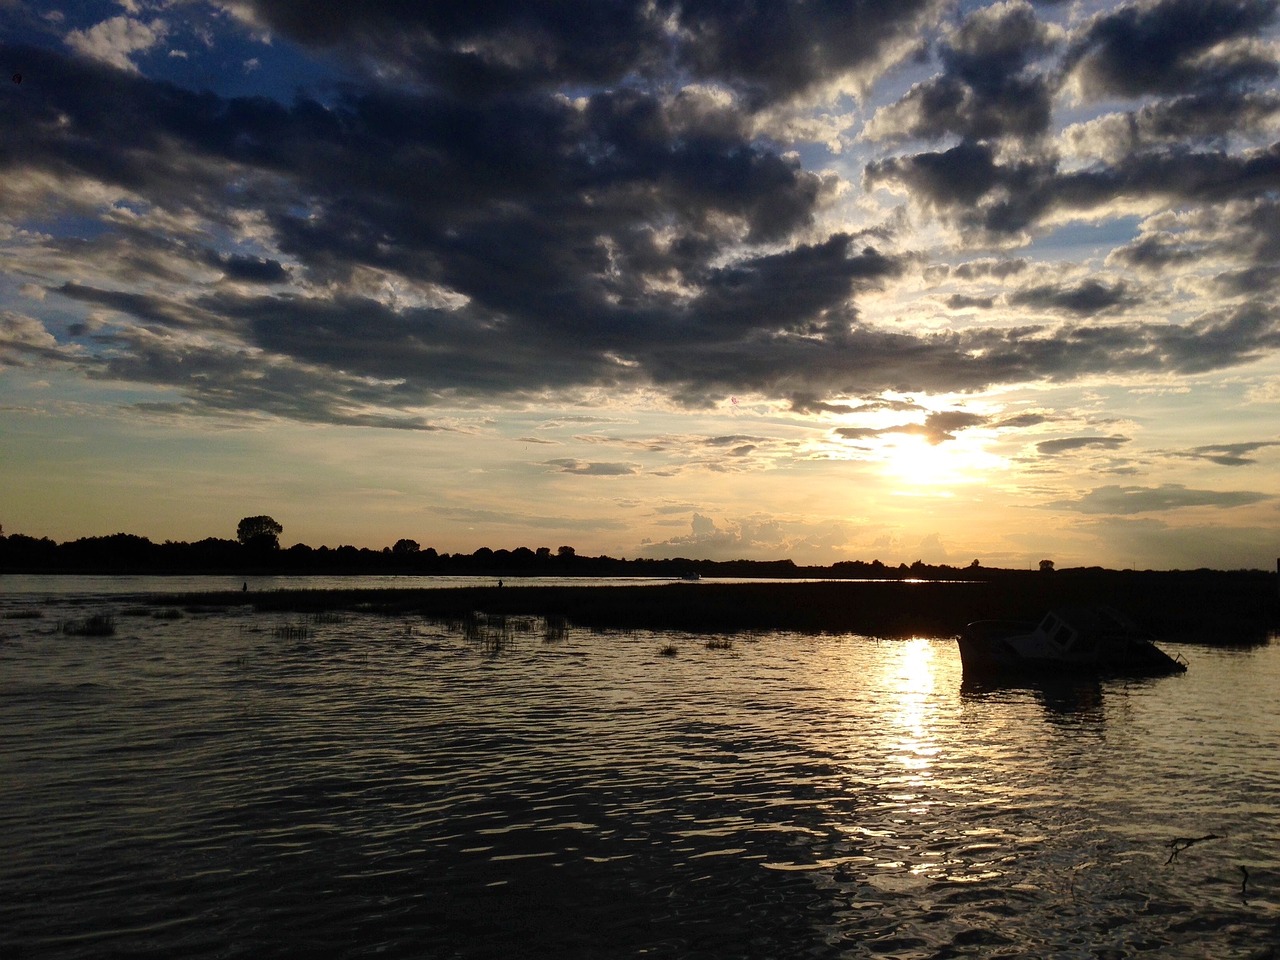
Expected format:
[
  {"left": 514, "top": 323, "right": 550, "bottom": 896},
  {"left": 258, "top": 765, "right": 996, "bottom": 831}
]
[{"left": 957, "top": 616, "right": 1187, "bottom": 679}]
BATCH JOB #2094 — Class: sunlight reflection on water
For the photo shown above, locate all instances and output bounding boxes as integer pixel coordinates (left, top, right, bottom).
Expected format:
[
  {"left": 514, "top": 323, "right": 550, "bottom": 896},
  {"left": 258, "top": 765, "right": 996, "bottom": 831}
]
[{"left": 1, "top": 596, "right": 1278, "bottom": 959}]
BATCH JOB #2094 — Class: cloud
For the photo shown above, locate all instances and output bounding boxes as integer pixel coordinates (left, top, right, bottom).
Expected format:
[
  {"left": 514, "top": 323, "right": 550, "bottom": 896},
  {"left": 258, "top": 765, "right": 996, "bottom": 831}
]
[
  {"left": 865, "top": 0, "right": 1057, "bottom": 142},
  {"left": 952, "top": 258, "right": 1028, "bottom": 280},
  {"left": 208, "top": 253, "right": 289, "bottom": 284},
  {"left": 429, "top": 504, "right": 630, "bottom": 532},
  {"left": 64, "top": 15, "right": 167, "bottom": 72},
  {"left": 1046, "top": 482, "right": 1272, "bottom": 514},
  {"left": 835, "top": 409, "right": 987, "bottom": 445},
  {"left": 995, "top": 412, "right": 1051, "bottom": 429},
  {"left": 944, "top": 294, "right": 994, "bottom": 310},
  {"left": 544, "top": 458, "right": 639, "bottom": 475},
  {"left": 1064, "top": 92, "right": 1280, "bottom": 162},
  {"left": 1173, "top": 440, "right": 1280, "bottom": 466},
  {"left": 1063, "top": 0, "right": 1279, "bottom": 100},
  {"left": 868, "top": 134, "right": 1280, "bottom": 238},
  {"left": 0, "top": 311, "right": 79, "bottom": 366},
  {"left": 6, "top": 1, "right": 1280, "bottom": 433},
  {"left": 1036, "top": 435, "right": 1129, "bottom": 455},
  {"left": 1008, "top": 279, "right": 1135, "bottom": 315},
  {"left": 236, "top": 0, "right": 941, "bottom": 105},
  {"left": 637, "top": 511, "right": 793, "bottom": 560}
]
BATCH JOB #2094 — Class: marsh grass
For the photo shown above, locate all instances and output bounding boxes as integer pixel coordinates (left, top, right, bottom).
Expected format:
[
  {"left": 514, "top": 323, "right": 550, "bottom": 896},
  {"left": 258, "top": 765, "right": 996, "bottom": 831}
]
[
  {"left": 658, "top": 643, "right": 679, "bottom": 657},
  {"left": 704, "top": 637, "right": 734, "bottom": 650},
  {"left": 453, "top": 611, "right": 514, "bottom": 654},
  {"left": 308, "top": 611, "right": 344, "bottom": 625},
  {"left": 59, "top": 614, "right": 117, "bottom": 637},
  {"left": 272, "top": 621, "right": 310, "bottom": 640},
  {"left": 542, "top": 613, "right": 569, "bottom": 642},
  {"left": 120, "top": 606, "right": 152, "bottom": 617},
  {"left": 2, "top": 609, "right": 44, "bottom": 620},
  {"left": 153, "top": 608, "right": 183, "bottom": 620}
]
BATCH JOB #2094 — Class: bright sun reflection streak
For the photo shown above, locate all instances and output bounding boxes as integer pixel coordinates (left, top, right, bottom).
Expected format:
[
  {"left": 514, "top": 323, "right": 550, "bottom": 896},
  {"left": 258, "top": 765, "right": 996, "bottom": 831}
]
[{"left": 886, "top": 637, "right": 937, "bottom": 746}]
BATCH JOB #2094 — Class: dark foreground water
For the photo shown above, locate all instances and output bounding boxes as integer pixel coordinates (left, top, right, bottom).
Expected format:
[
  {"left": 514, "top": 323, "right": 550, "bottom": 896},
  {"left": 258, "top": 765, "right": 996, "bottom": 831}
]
[{"left": 2, "top": 596, "right": 1278, "bottom": 959}]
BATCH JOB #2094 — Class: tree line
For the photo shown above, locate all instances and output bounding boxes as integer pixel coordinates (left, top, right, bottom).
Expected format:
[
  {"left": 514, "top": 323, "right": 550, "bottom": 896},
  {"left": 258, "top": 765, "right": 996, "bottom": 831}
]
[{"left": 0, "top": 516, "right": 1000, "bottom": 579}]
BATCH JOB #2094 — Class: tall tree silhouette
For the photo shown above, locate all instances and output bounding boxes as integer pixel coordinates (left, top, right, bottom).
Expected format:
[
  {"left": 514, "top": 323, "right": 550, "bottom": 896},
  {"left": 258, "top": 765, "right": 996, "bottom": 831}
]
[{"left": 237, "top": 516, "right": 283, "bottom": 551}]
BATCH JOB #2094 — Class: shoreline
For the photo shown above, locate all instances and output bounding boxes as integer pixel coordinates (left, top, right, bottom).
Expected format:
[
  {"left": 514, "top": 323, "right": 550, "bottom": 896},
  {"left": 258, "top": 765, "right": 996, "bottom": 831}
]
[{"left": 136, "top": 575, "right": 1278, "bottom": 643}]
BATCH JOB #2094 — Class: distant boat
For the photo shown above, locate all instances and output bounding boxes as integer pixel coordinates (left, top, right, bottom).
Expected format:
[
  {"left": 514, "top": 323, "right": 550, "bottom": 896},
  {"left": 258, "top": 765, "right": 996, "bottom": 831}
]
[
  {"left": 679, "top": 572, "right": 701, "bottom": 581},
  {"left": 957, "top": 607, "right": 1187, "bottom": 678}
]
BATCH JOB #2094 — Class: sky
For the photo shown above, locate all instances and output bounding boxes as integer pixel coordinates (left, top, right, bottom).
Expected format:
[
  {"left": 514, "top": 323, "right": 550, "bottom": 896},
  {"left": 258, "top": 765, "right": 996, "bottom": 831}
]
[{"left": 2, "top": 0, "right": 1279, "bottom": 570}]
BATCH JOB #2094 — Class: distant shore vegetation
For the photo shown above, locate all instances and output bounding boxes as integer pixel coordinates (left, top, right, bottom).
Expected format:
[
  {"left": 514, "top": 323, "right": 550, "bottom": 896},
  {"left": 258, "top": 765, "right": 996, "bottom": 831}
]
[{"left": 0, "top": 522, "right": 1273, "bottom": 580}]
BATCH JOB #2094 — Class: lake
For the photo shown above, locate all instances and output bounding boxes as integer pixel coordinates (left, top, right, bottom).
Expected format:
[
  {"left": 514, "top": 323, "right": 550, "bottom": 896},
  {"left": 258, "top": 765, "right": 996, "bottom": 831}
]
[
  {"left": 2, "top": 590, "right": 1277, "bottom": 958},
  {"left": 0, "top": 573, "right": 850, "bottom": 597}
]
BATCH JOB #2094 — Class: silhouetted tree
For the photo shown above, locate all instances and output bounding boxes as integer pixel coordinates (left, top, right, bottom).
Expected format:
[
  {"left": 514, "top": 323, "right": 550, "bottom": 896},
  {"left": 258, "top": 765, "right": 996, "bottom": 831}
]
[
  {"left": 1039, "top": 559, "right": 1055, "bottom": 572},
  {"left": 237, "top": 515, "right": 282, "bottom": 550},
  {"left": 557, "top": 545, "right": 576, "bottom": 558},
  {"left": 393, "top": 538, "right": 420, "bottom": 554}
]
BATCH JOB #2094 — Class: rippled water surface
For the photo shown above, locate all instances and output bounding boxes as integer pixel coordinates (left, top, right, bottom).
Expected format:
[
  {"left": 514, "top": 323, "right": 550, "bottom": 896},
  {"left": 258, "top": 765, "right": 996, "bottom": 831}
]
[{"left": 2, "top": 595, "right": 1278, "bottom": 958}]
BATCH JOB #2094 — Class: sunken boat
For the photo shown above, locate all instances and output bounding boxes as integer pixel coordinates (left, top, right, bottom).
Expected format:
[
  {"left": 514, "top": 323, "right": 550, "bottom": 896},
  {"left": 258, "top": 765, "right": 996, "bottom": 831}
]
[{"left": 957, "top": 607, "right": 1187, "bottom": 678}]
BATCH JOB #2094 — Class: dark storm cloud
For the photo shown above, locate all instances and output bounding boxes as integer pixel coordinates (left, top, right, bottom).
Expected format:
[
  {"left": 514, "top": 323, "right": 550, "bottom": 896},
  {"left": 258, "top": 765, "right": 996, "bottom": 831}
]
[
  {"left": 1037, "top": 435, "right": 1130, "bottom": 455},
  {"left": 3, "top": 43, "right": 825, "bottom": 275},
  {"left": 1064, "top": 0, "right": 1279, "bottom": 100},
  {"left": 1123, "top": 91, "right": 1280, "bottom": 142},
  {"left": 869, "top": 138, "right": 1280, "bottom": 235},
  {"left": 868, "top": 0, "right": 1056, "bottom": 141},
  {"left": 7, "top": 0, "right": 1280, "bottom": 435},
  {"left": 209, "top": 253, "right": 289, "bottom": 284},
  {"left": 89, "top": 322, "right": 453, "bottom": 430},
  {"left": 689, "top": 235, "right": 902, "bottom": 334},
  {"left": 1107, "top": 234, "right": 1198, "bottom": 270},
  {"left": 1046, "top": 483, "right": 1271, "bottom": 514},
  {"left": 46, "top": 268, "right": 1280, "bottom": 419},
  {"left": 864, "top": 0, "right": 1280, "bottom": 237},
  {"left": 1008, "top": 279, "right": 1135, "bottom": 315},
  {"left": 241, "top": 0, "right": 939, "bottom": 104}
]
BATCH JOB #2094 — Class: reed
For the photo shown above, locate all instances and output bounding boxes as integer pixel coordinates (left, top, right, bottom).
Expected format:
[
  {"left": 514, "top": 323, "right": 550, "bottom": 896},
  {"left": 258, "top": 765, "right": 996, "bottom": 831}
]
[
  {"left": 60, "top": 614, "right": 116, "bottom": 637},
  {"left": 704, "top": 637, "right": 733, "bottom": 650},
  {"left": 457, "top": 611, "right": 514, "bottom": 654},
  {"left": 542, "top": 613, "right": 569, "bottom": 642},
  {"left": 659, "top": 643, "right": 679, "bottom": 657},
  {"left": 272, "top": 621, "right": 310, "bottom": 640}
]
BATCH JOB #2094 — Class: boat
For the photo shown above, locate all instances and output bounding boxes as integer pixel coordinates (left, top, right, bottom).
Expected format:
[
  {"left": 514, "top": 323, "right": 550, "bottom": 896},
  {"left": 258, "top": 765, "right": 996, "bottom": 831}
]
[
  {"left": 679, "top": 572, "right": 701, "bottom": 581},
  {"left": 957, "top": 607, "right": 1187, "bottom": 678}
]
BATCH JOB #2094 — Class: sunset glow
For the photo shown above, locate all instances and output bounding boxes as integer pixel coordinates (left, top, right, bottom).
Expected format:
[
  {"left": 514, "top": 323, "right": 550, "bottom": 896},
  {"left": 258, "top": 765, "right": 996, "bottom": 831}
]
[{"left": 3, "top": 1, "right": 1279, "bottom": 568}]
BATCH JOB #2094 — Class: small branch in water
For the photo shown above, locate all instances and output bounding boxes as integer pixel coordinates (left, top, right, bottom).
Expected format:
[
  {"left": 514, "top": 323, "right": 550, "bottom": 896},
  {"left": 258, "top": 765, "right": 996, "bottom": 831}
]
[
  {"left": 1165, "top": 833, "right": 1222, "bottom": 864},
  {"left": 1240, "top": 864, "right": 1249, "bottom": 898}
]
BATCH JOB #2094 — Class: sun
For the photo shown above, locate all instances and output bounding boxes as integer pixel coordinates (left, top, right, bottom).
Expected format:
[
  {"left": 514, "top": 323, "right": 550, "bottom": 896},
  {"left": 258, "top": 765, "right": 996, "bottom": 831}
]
[{"left": 880, "top": 436, "right": 1003, "bottom": 488}]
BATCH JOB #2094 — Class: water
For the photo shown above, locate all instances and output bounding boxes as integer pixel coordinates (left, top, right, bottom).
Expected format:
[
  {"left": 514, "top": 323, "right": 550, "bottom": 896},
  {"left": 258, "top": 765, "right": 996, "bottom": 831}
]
[
  {"left": 2, "top": 593, "right": 1278, "bottom": 958},
  {"left": 0, "top": 573, "right": 848, "bottom": 597}
]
